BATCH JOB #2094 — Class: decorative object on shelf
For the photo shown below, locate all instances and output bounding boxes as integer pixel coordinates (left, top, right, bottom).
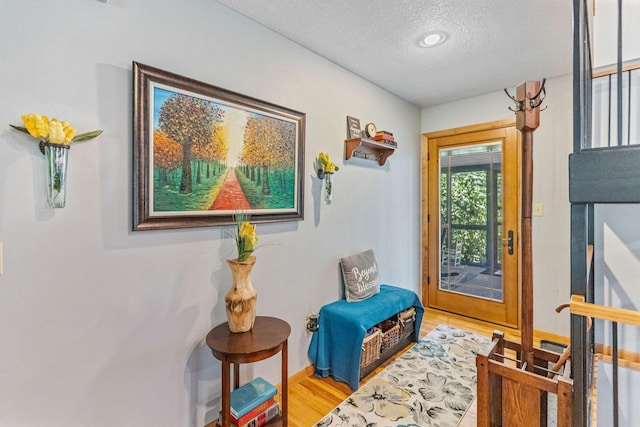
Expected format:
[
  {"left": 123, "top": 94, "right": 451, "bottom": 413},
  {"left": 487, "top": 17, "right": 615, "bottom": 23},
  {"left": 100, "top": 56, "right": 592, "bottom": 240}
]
[
  {"left": 10, "top": 113, "right": 103, "bottom": 208},
  {"left": 346, "top": 116, "right": 361, "bottom": 139},
  {"left": 132, "top": 62, "right": 305, "bottom": 231},
  {"left": 225, "top": 213, "right": 259, "bottom": 333},
  {"left": 316, "top": 152, "right": 339, "bottom": 205},
  {"left": 373, "top": 130, "right": 397, "bottom": 147},
  {"left": 364, "top": 122, "right": 377, "bottom": 138}
]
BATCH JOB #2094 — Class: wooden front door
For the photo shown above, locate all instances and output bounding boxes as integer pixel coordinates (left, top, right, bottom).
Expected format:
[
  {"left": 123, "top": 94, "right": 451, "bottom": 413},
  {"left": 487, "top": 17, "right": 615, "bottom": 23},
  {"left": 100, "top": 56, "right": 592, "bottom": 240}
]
[{"left": 422, "top": 119, "right": 521, "bottom": 328}]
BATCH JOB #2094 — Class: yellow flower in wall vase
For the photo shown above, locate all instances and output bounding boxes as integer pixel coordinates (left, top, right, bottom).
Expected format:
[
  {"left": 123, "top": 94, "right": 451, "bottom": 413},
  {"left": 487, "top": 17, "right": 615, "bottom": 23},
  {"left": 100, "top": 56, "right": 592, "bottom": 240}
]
[
  {"left": 11, "top": 114, "right": 102, "bottom": 208},
  {"left": 317, "top": 152, "right": 339, "bottom": 205}
]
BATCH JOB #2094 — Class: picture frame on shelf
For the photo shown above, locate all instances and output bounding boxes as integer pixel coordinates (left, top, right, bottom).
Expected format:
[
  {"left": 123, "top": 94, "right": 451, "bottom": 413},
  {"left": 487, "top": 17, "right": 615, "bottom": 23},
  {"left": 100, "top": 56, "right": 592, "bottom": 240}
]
[
  {"left": 132, "top": 62, "right": 306, "bottom": 230},
  {"left": 347, "top": 116, "right": 362, "bottom": 139}
]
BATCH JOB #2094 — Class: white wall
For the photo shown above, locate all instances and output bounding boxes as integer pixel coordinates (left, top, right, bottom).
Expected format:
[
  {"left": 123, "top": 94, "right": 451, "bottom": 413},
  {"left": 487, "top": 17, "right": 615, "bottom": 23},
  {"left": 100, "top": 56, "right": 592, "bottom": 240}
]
[
  {"left": 421, "top": 75, "right": 574, "bottom": 336},
  {"left": 0, "top": 1, "right": 421, "bottom": 426},
  {"left": 592, "top": 0, "right": 640, "bottom": 68}
]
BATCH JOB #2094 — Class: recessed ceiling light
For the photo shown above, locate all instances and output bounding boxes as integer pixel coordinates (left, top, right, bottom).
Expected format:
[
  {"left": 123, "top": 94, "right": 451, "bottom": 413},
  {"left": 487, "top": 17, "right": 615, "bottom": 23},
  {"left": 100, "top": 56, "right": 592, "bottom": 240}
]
[{"left": 419, "top": 31, "right": 447, "bottom": 48}]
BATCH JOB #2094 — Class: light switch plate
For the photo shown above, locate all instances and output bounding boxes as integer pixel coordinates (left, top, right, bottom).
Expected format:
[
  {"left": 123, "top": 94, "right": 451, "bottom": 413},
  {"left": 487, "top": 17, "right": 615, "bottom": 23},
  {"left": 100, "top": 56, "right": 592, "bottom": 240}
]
[{"left": 533, "top": 203, "right": 544, "bottom": 217}]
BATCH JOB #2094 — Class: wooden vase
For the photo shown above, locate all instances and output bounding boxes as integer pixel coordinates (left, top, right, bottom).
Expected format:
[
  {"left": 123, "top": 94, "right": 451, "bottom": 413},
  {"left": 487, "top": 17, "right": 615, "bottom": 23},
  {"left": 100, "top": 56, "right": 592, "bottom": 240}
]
[{"left": 225, "top": 256, "right": 257, "bottom": 333}]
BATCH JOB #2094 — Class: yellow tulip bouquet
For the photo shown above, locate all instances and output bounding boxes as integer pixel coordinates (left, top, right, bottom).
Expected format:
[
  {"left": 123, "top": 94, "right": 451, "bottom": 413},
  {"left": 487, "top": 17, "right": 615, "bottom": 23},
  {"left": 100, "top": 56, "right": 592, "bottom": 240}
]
[
  {"left": 10, "top": 113, "right": 102, "bottom": 150},
  {"left": 317, "top": 152, "right": 339, "bottom": 176},
  {"left": 317, "top": 152, "right": 339, "bottom": 204},
  {"left": 233, "top": 212, "right": 259, "bottom": 262}
]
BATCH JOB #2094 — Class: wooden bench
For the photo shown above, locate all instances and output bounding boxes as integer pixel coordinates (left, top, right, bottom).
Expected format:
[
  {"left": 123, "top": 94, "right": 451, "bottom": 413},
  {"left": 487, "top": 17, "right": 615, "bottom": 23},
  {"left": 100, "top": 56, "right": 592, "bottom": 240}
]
[{"left": 307, "top": 285, "right": 424, "bottom": 390}]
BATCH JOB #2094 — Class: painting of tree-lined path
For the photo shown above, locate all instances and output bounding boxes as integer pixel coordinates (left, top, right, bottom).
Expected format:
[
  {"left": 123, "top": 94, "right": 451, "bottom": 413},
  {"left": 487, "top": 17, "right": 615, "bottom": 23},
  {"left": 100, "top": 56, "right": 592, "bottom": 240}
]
[{"left": 151, "top": 87, "right": 298, "bottom": 213}]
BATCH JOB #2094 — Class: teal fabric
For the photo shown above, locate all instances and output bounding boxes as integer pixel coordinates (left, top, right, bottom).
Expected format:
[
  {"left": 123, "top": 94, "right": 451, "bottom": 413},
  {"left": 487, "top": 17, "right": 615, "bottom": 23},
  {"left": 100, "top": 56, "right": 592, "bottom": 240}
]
[{"left": 308, "top": 284, "right": 424, "bottom": 391}]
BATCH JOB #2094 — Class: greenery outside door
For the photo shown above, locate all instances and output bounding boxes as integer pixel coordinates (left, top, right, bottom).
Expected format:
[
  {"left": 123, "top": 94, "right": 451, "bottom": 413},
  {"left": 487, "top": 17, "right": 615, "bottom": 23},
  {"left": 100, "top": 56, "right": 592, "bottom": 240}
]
[{"left": 422, "top": 120, "right": 521, "bottom": 328}]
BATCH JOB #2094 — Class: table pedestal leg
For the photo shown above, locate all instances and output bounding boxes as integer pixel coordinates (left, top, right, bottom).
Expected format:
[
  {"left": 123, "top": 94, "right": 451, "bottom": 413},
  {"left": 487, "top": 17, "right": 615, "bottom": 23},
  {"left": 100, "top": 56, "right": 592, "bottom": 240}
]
[
  {"left": 282, "top": 339, "right": 288, "bottom": 426},
  {"left": 233, "top": 363, "right": 240, "bottom": 390},
  {"left": 221, "top": 361, "right": 230, "bottom": 427}
]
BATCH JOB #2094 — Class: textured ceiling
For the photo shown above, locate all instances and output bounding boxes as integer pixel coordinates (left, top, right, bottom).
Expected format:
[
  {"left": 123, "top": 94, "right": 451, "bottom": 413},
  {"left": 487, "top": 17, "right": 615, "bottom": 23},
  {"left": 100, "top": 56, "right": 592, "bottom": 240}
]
[{"left": 215, "top": 0, "right": 573, "bottom": 107}]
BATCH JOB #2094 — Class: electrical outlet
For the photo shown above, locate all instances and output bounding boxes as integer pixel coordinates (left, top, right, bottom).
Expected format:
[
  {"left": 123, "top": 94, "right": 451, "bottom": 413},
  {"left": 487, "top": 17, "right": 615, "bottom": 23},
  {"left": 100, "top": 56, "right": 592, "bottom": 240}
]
[{"left": 306, "top": 314, "right": 319, "bottom": 333}]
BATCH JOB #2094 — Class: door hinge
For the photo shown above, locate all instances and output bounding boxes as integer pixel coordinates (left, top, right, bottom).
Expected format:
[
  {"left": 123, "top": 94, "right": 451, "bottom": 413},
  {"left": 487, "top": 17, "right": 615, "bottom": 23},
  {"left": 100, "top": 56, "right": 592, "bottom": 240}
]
[
  {"left": 427, "top": 214, "right": 430, "bottom": 222},
  {"left": 427, "top": 276, "right": 430, "bottom": 284}
]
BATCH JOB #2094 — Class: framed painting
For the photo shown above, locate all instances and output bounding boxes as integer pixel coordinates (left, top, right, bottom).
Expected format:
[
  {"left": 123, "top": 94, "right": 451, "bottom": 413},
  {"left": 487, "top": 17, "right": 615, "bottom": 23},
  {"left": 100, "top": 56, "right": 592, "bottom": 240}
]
[{"left": 132, "top": 62, "right": 305, "bottom": 230}]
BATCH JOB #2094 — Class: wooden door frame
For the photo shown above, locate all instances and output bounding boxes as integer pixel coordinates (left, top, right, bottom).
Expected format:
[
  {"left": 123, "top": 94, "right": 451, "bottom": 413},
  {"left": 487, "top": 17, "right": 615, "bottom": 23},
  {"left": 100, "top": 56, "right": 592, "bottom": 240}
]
[{"left": 421, "top": 118, "right": 521, "bottom": 327}]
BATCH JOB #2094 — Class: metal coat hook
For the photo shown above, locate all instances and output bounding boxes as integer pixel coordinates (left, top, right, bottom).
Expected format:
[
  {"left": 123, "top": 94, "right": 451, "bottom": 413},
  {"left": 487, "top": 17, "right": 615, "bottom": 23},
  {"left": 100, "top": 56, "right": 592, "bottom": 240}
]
[
  {"left": 529, "top": 78, "right": 547, "bottom": 109},
  {"left": 504, "top": 78, "right": 547, "bottom": 112},
  {"left": 504, "top": 88, "right": 524, "bottom": 112}
]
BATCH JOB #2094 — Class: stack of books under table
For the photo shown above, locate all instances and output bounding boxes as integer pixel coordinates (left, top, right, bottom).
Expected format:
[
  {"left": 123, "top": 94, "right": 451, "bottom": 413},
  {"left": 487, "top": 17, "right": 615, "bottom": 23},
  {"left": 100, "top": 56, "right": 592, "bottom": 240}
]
[{"left": 226, "top": 377, "right": 279, "bottom": 427}]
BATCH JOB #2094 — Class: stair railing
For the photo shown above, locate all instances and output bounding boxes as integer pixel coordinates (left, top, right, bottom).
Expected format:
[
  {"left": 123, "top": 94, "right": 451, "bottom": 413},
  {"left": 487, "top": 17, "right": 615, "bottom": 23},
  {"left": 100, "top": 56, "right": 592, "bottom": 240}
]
[{"left": 568, "top": 294, "right": 640, "bottom": 427}]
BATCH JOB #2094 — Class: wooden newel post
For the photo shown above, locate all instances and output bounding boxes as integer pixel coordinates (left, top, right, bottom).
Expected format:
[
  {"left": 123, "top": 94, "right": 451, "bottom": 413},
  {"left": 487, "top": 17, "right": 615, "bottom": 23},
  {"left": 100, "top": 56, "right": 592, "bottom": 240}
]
[{"left": 514, "top": 80, "right": 543, "bottom": 371}]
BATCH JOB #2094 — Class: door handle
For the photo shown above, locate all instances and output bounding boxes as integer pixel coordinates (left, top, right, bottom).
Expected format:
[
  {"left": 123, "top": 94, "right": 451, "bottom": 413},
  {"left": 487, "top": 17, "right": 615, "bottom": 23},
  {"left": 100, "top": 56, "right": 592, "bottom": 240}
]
[{"left": 502, "top": 231, "right": 514, "bottom": 255}]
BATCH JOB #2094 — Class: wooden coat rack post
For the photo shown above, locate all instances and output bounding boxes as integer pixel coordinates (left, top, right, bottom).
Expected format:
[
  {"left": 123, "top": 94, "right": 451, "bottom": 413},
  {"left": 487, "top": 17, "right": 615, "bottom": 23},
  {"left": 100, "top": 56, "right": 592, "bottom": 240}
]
[
  {"left": 516, "top": 79, "right": 542, "bottom": 371},
  {"left": 476, "top": 79, "right": 573, "bottom": 427}
]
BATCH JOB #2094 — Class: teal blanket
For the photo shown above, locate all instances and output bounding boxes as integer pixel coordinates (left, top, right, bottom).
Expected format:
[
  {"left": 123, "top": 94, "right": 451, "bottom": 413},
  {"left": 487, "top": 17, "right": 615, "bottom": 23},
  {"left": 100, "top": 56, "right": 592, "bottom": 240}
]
[{"left": 308, "top": 284, "right": 424, "bottom": 390}]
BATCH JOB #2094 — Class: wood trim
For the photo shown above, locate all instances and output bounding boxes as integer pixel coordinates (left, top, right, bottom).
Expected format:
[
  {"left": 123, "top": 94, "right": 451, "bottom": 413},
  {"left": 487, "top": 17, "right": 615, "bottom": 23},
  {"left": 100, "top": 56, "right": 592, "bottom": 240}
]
[
  {"left": 595, "top": 345, "right": 640, "bottom": 369},
  {"left": 592, "top": 61, "right": 640, "bottom": 78},
  {"left": 570, "top": 294, "right": 640, "bottom": 326},
  {"left": 421, "top": 133, "right": 430, "bottom": 305},
  {"left": 424, "top": 118, "right": 515, "bottom": 139}
]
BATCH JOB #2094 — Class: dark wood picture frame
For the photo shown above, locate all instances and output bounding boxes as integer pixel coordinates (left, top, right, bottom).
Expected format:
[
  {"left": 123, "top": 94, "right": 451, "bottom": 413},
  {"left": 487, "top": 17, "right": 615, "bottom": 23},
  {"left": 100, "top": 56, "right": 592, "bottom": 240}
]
[{"left": 133, "top": 62, "right": 305, "bottom": 230}]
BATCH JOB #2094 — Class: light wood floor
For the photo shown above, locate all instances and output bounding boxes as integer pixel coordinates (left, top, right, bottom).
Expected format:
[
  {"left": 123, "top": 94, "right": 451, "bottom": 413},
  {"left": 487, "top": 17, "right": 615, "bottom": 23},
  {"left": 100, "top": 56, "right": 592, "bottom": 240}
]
[{"left": 286, "top": 308, "right": 570, "bottom": 427}]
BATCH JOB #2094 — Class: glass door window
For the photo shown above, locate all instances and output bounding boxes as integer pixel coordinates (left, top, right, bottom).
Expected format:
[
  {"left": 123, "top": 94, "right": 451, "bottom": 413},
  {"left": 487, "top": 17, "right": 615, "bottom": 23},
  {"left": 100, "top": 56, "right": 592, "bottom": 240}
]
[{"left": 439, "top": 143, "right": 503, "bottom": 301}]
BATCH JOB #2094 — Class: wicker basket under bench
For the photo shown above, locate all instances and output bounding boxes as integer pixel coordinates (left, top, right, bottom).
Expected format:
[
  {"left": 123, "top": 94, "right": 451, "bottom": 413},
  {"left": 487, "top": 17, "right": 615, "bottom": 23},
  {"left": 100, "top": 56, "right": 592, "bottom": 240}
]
[{"left": 359, "top": 307, "right": 416, "bottom": 379}]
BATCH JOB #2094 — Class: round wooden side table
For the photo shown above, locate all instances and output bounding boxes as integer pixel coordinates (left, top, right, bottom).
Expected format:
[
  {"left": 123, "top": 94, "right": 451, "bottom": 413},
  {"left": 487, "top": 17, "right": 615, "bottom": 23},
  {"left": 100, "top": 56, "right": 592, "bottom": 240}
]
[{"left": 206, "top": 316, "right": 291, "bottom": 427}]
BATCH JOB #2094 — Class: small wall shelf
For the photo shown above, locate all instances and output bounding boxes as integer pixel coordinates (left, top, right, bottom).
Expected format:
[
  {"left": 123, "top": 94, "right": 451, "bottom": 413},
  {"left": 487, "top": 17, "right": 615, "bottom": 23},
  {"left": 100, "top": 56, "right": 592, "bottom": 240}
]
[{"left": 345, "top": 137, "right": 396, "bottom": 166}]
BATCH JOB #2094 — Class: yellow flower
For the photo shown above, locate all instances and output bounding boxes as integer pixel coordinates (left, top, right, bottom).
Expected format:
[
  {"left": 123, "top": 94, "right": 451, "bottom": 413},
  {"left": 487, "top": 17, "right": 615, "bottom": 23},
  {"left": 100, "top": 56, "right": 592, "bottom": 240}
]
[
  {"left": 234, "top": 214, "right": 259, "bottom": 262},
  {"left": 22, "top": 114, "right": 50, "bottom": 139},
  {"left": 239, "top": 221, "right": 258, "bottom": 247},
  {"left": 61, "top": 121, "right": 77, "bottom": 142},
  {"left": 11, "top": 113, "right": 101, "bottom": 146},
  {"left": 48, "top": 120, "right": 66, "bottom": 144},
  {"left": 317, "top": 151, "right": 339, "bottom": 173}
]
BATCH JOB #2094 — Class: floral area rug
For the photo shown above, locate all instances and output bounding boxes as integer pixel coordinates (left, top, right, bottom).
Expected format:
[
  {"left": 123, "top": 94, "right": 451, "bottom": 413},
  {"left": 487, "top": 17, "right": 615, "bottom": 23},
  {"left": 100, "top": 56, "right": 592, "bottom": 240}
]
[{"left": 314, "top": 324, "right": 491, "bottom": 427}]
